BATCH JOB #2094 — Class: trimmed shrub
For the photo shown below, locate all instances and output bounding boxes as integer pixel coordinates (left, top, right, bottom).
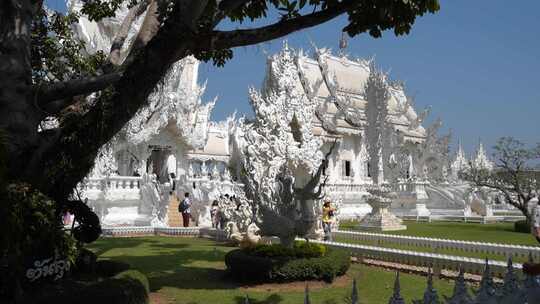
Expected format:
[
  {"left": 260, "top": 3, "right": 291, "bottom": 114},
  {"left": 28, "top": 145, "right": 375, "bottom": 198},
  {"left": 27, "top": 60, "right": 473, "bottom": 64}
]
[
  {"left": 95, "top": 259, "right": 131, "bottom": 277},
  {"left": 246, "top": 241, "right": 326, "bottom": 259},
  {"left": 224, "top": 249, "right": 274, "bottom": 281},
  {"left": 273, "top": 249, "right": 350, "bottom": 282},
  {"left": 514, "top": 220, "right": 530, "bottom": 233},
  {"left": 114, "top": 270, "right": 150, "bottom": 294},
  {"left": 225, "top": 244, "right": 350, "bottom": 283},
  {"left": 65, "top": 270, "right": 149, "bottom": 304}
]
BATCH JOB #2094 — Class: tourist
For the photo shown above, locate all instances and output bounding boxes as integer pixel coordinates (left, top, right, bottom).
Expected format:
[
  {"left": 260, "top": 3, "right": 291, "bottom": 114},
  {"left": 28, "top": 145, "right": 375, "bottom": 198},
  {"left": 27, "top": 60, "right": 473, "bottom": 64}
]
[
  {"left": 322, "top": 199, "right": 335, "bottom": 241},
  {"left": 169, "top": 172, "right": 176, "bottom": 191},
  {"left": 533, "top": 197, "right": 540, "bottom": 243},
  {"left": 179, "top": 192, "right": 192, "bottom": 227},
  {"left": 210, "top": 200, "right": 220, "bottom": 228},
  {"left": 523, "top": 196, "right": 540, "bottom": 300}
]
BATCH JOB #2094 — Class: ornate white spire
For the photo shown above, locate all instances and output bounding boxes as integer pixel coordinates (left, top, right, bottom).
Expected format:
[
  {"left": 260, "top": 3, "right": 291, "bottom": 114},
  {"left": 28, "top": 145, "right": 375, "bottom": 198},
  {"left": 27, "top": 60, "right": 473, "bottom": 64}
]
[
  {"left": 451, "top": 141, "right": 469, "bottom": 178},
  {"left": 473, "top": 141, "right": 493, "bottom": 171}
]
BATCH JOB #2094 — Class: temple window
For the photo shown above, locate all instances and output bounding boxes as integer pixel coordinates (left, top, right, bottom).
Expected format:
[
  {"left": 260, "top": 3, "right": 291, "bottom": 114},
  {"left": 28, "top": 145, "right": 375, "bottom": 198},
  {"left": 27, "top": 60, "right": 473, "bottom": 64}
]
[
  {"left": 367, "top": 162, "right": 371, "bottom": 177},
  {"left": 343, "top": 160, "right": 351, "bottom": 177}
]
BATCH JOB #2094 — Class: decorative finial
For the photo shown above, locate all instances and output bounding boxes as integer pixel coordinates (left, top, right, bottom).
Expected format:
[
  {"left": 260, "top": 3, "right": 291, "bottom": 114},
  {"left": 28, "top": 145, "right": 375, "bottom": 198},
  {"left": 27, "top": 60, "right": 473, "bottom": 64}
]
[
  {"left": 351, "top": 278, "right": 359, "bottom": 304},
  {"left": 474, "top": 258, "right": 496, "bottom": 303},
  {"left": 500, "top": 256, "right": 525, "bottom": 303},
  {"left": 444, "top": 265, "right": 473, "bottom": 304},
  {"left": 339, "top": 31, "right": 348, "bottom": 57},
  {"left": 413, "top": 266, "right": 439, "bottom": 304},
  {"left": 304, "top": 283, "right": 311, "bottom": 304},
  {"left": 388, "top": 272, "right": 405, "bottom": 304}
]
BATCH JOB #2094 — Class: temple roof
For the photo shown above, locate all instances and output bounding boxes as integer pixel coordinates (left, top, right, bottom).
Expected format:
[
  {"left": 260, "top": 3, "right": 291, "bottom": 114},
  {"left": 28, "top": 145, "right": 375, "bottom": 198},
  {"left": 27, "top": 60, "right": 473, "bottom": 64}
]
[
  {"left": 266, "top": 48, "right": 427, "bottom": 140},
  {"left": 187, "top": 123, "right": 230, "bottom": 161}
]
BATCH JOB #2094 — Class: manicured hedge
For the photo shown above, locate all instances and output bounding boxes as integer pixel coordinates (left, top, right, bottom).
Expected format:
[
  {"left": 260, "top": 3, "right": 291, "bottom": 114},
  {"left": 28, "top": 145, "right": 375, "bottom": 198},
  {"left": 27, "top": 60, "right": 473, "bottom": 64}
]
[
  {"left": 114, "top": 270, "right": 150, "bottom": 294},
  {"left": 225, "top": 243, "right": 350, "bottom": 283},
  {"left": 245, "top": 242, "right": 327, "bottom": 258},
  {"left": 514, "top": 220, "right": 530, "bottom": 233},
  {"left": 62, "top": 270, "right": 149, "bottom": 304}
]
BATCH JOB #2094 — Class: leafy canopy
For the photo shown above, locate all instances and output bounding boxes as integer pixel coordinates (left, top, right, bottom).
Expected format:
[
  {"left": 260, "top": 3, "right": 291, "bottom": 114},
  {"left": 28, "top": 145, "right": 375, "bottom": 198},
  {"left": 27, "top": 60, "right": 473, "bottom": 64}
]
[{"left": 37, "top": 0, "right": 440, "bottom": 75}]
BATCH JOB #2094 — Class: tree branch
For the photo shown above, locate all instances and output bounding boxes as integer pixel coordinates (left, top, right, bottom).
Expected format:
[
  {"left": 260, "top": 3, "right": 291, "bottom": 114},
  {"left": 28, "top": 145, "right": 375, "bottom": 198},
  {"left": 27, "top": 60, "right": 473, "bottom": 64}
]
[
  {"left": 123, "top": 0, "right": 161, "bottom": 67},
  {"left": 205, "top": 0, "right": 354, "bottom": 50},
  {"left": 36, "top": 72, "right": 123, "bottom": 110},
  {"left": 108, "top": 0, "right": 151, "bottom": 66}
]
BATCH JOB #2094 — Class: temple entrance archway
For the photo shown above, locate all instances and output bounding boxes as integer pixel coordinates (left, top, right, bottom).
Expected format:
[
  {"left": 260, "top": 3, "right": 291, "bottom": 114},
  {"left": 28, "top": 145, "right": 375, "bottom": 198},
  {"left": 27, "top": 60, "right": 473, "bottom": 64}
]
[{"left": 147, "top": 145, "right": 176, "bottom": 184}]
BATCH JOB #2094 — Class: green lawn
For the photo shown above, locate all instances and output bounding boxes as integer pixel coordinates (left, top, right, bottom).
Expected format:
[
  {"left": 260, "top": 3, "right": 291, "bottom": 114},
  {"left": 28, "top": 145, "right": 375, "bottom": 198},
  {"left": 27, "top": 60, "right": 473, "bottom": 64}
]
[
  {"left": 88, "top": 236, "right": 455, "bottom": 304},
  {"left": 340, "top": 220, "right": 539, "bottom": 246}
]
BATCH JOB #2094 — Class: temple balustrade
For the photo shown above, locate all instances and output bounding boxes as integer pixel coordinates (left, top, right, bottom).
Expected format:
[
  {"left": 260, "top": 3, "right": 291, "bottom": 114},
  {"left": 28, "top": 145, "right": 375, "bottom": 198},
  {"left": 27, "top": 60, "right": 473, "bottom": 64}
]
[{"left": 82, "top": 176, "right": 142, "bottom": 192}]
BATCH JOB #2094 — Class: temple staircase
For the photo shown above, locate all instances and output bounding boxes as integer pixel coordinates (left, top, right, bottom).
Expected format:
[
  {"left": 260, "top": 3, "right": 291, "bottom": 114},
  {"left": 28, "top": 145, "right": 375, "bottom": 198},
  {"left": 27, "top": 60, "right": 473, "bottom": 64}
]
[{"left": 167, "top": 195, "right": 182, "bottom": 227}]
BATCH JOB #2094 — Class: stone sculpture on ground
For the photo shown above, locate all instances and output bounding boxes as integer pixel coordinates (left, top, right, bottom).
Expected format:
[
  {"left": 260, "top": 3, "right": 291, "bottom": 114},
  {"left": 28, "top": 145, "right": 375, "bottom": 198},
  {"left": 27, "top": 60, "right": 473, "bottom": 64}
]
[
  {"left": 235, "top": 45, "right": 333, "bottom": 247},
  {"left": 357, "top": 188, "right": 407, "bottom": 231}
]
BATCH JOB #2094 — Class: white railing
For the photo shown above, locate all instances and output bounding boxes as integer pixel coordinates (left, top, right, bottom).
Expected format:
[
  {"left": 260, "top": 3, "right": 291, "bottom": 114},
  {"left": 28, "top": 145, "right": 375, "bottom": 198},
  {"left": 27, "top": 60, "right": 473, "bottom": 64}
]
[
  {"left": 101, "top": 226, "right": 228, "bottom": 240},
  {"left": 82, "top": 176, "right": 142, "bottom": 191},
  {"left": 325, "top": 183, "right": 374, "bottom": 193},
  {"left": 398, "top": 214, "right": 526, "bottom": 223},
  {"left": 307, "top": 238, "right": 522, "bottom": 276},
  {"left": 333, "top": 230, "right": 540, "bottom": 261}
]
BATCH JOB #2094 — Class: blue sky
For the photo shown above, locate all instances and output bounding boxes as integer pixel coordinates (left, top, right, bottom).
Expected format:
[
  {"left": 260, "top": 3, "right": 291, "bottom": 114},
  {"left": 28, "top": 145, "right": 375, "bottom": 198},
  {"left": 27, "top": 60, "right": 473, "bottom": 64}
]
[
  {"left": 199, "top": 0, "right": 540, "bottom": 157},
  {"left": 47, "top": 0, "right": 539, "bottom": 157}
]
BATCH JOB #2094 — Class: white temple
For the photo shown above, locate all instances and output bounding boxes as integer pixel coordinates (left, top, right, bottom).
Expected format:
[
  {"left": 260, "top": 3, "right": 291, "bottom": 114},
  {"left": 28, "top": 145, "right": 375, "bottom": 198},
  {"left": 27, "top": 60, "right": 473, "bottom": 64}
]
[{"left": 69, "top": 1, "right": 500, "bottom": 228}]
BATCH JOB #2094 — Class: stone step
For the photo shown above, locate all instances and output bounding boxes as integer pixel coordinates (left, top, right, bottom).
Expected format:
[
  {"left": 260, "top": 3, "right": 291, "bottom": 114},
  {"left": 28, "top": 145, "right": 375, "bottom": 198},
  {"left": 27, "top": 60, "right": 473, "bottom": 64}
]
[
  {"left": 166, "top": 195, "right": 194, "bottom": 227},
  {"left": 167, "top": 195, "right": 182, "bottom": 227}
]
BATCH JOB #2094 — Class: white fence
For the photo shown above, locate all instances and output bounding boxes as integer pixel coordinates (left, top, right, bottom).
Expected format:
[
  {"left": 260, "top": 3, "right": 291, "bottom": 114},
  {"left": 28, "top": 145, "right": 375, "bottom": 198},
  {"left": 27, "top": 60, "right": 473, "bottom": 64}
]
[
  {"left": 399, "top": 214, "right": 526, "bottom": 223},
  {"left": 308, "top": 238, "right": 522, "bottom": 277},
  {"left": 333, "top": 230, "right": 540, "bottom": 261}
]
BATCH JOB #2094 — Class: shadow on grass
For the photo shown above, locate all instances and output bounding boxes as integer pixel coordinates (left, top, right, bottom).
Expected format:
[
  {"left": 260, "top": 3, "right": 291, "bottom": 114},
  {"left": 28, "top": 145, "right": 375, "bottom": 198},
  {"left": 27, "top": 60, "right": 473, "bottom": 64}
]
[
  {"left": 100, "top": 248, "right": 227, "bottom": 273},
  {"left": 89, "top": 237, "right": 159, "bottom": 256},
  {"left": 234, "top": 294, "right": 284, "bottom": 304},
  {"left": 149, "top": 266, "right": 238, "bottom": 291}
]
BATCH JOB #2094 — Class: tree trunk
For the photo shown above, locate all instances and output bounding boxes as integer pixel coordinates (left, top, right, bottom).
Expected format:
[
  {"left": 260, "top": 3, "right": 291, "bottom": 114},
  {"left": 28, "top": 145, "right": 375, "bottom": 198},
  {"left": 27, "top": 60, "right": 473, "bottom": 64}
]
[
  {"left": 10, "top": 4, "right": 193, "bottom": 202},
  {"left": 0, "top": 0, "right": 41, "bottom": 186}
]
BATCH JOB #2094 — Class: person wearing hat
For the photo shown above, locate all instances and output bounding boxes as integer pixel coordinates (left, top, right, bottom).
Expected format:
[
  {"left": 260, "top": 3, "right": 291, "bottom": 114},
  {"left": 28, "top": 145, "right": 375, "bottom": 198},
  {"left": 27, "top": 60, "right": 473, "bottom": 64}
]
[{"left": 322, "top": 198, "right": 336, "bottom": 241}]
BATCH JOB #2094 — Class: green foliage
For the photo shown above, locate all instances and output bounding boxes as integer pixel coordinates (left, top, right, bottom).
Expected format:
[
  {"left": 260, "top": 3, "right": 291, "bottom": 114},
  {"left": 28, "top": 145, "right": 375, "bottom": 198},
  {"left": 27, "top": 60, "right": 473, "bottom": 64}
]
[
  {"left": 95, "top": 259, "right": 131, "bottom": 277},
  {"left": 31, "top": 8, "right": 105, "bottom": 83},
  {"left": 245, "top": 241, "right": 327, "bottom": 258},
  {"left": 225, "top": 245, "right": 350, "bottom": 283},
  {"left": 274, "top": 248, "right": 350, "bottom": 282},
  {"left": 0, "top": 184, "right": 78, "bottom": 299},
  {"left": 514, "top": 220, "right": 530, "bottom": 234},
  {"left": 114, "top": 270, "right": 150, "bottom": 294},
  {"left": 344, "top": 0, "right": 440, "bottom": 38},
  {"left": 193, "top": 48, "right": 234, "bottom": 67},
  {"left": 62, "top": 200, "right": 102, "bottom": 244},
  {"left": 80, "top": 0, "right": 127, "bottom": 21}
]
